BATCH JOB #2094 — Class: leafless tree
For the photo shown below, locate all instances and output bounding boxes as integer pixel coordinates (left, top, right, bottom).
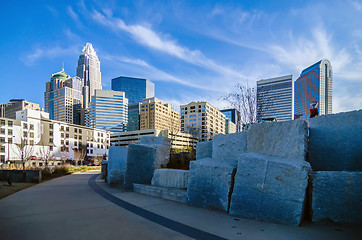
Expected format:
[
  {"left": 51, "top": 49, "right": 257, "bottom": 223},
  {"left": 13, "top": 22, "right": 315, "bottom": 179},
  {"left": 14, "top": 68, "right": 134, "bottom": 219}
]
[
  {"left": 14, "top": 136, "right": 34, "bottom": 170},
  {"left": 39, "top": 146, "right": 54, "bottom": 169},
  {"left": 73, "top": 144, "right": 87, "bottom": 166},
  {"left": 222, "top": 83, "right": 257, "bottom": 126}
]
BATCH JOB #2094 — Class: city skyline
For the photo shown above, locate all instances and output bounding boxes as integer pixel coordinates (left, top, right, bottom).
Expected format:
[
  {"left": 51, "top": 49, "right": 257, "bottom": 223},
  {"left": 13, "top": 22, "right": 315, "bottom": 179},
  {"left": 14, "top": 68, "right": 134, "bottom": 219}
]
[{"left": 0, "top": 1, "right": 361, "bottom": 114}]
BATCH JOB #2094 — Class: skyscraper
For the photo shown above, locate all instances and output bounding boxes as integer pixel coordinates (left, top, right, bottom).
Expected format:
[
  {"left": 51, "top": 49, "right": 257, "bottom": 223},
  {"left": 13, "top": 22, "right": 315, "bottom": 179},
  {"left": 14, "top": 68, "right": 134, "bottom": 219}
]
[
  {"left": 87, "top": 90, "right": 128, "bottom": 132},
  {"left": 76, "top": 43, "right": 102, "bottom": 109},
  {"left": 44, "top": 70, "right": 83, "bottom": 125},
  {"left": 294, "top": 59, "right": 332, "bottom": 120},
  {"left": 256, "top": 75, "right": 293, "bottom": 122},
  {"left": 220, "top": 108, "right": 240, "bottom": 131},
  {"left": 111, "top": 76, "right": 154, "bottom": 104}
]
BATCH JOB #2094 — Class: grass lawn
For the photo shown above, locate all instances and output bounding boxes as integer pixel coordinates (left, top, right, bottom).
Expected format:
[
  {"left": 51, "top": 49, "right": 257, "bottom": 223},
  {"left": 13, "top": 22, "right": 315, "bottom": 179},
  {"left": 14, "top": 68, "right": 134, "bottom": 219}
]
[{"left": 0, "top": 181, "right": 36, "bottom": 199}]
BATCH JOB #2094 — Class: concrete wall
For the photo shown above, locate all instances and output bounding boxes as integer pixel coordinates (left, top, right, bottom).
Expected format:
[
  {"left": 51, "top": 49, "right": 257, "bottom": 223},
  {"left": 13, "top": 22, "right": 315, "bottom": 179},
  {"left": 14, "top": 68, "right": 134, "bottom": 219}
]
[{"left": 0, "top": 170, "right": 42, "bottom": 183}]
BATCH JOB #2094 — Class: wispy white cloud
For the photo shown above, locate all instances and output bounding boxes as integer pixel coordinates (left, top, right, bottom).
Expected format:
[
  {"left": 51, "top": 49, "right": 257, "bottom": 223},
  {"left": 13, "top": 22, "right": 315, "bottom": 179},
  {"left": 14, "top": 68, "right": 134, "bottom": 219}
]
[
  {"left": 23, "top": 45, "right": 79, "bottom": 66},
  {"left": 350, "top": 0, "right": 362, "bottom": 11},
  {"left": 67, "top": 6, "right": 84, "bottom": 29},
  {"left": 101, "top": 53, "right": 219, "bottom": 91},
  {"left": 268, "top": 26, "right": 356, "bottom": 79},
  {"left": 91, "top": 11, "right": 248, "bottom": 81}
]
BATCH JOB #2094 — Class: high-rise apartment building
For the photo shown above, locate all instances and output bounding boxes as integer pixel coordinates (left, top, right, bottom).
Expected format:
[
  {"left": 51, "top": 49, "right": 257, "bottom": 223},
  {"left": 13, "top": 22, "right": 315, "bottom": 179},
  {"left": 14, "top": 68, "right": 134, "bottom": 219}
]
[
  {"left": 76, "top": 43, "right": 102, "bottom": 109},
  {"left": 111, "top": 76, "right": 154, "bottom": 104},
  {"left": 87, "top": 90, "right": 128, "bottom": 132},
  {"left": 140, "top": 97, "right": 180, "bottom": 132},
  {"left": 256, "top": 75, "right": 293, "bottom": 122},
  {"left": 294, "top": 59, "right": 332, "bottom": 120},
  {"left": 44, "top": 70, "right": 83, "bottom": 125},
  {"left": 0, "top": 99, "right": 40, "bottom": 119},
  {"left": 180, "top": 102, "right": 225, "bottom": 141}
]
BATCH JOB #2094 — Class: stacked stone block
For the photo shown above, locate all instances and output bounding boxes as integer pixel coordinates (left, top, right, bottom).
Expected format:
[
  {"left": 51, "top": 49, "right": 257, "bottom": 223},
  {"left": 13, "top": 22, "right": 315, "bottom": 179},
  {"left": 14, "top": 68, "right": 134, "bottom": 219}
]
[
  {"left": 107, "top": 146, "right": 128, "bottom": 187},
  {"left": 124, "top": 137, "right": 171, "bottom": 190}
]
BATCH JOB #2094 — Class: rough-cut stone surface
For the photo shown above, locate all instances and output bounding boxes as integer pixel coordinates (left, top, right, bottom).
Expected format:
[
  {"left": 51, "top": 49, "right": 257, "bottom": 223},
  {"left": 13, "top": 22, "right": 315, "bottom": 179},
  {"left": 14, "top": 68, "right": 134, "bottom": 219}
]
[
  {"left": 308, "top": 110, "right": 362, "bottom": 171},
  {"left": 187, "top": 159, "right": 236, "bottom": 212},
  {"left": 196, "top": 141, "right": 213, "bottom": 160},
  {"left": 151, "top": 169, "right": 189, "bottom": 188},
  {"left": 311, "top": 171, "right": 362, "bottom": 223},
  {"left": 212, "top": 132, "right": 247, "bottom": 167},
  {"left": 133, "top": 183, "right": 188, "bottom": 203},
  {"left": 107, "top": 146, "right": 128, "bottom": 187},
  {"left": 140, "top": 136, "right": 171, "bottom": 146},
  {"left": 124, "top": 143, "right": 170, "bottom": 190},
  {"left": 247, "top": 120, "right": 308, "bottom": 162},
  {"left": 230, "top": 153, "right": 311, "bottom": 226}
]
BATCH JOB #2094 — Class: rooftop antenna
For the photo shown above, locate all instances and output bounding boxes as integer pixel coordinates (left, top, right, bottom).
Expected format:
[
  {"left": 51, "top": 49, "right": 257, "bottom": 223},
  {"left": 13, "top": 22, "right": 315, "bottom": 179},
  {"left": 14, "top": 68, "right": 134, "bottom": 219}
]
[{"left": 62, "top": 62, "right": 64, "bottom": 71}]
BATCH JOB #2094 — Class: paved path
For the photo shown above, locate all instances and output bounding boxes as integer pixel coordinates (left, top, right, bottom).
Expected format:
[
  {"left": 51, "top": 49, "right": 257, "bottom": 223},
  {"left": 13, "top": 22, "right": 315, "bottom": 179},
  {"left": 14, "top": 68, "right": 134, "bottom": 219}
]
[{"left": 0, "top": 172, "right": 360, "bottom": 240}]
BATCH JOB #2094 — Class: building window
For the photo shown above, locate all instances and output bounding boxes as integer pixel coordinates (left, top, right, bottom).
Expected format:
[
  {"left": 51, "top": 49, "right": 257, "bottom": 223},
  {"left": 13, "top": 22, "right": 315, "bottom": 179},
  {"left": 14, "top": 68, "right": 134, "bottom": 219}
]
[
  {"left": 66, "top": 134, "right": 69, "bottom": 138},
  {"left": 79, "top": 129, "right": 82, "bottom": 134},
  {"left": 23, "top": 123, "right": 28, "bottom": 129},
  {"left": 29, "top": 124, "right": 34, "bottom": 130},
  {"left": 8, "top": 121, "right": 13, "bottom": 127},
  {"left": 50, "top": 146, "right": 53, "bottom": 151},
  {"left": 8, "top": 129, "right": 12, "bottom": 135},
  {"left": 79, "top": 136, "right": 82, "bottom": 140},
  {"left": 66, "top": 127, "right": 69, "bottom": 132},
  {"left": 50, "top": 131, "right": 53, "bottom": 137},
  {"left": 0, "top": 129, "right": 5, "bottom": 135},
  {"left": 0, "top": 146, "right": 4, "bottom": 152},
  {"left": 74, "top": 128, "right": 77, "bottom": 133},
  {"left": 49, "top": 124, "right": 53, "bottom": 129},
  {"left": 0, "top": 155, "right": 5, "bottom": 162},
  {"left": 29, "top": 132, "right": 34, "bottom": 138},
  {"left": 49, "top": 138, "right": 53, "bottom": 144},
  {"left": 8, "top": 138, "right": 12, "bottom": 144},
  {"left": 30, "top": 140, "right": 34, "bottom": 145},
  {"left": 0, "top": 120, "right": 5, "bottom": 126},
  {"left": 23, "top": 132, "right": 27, "bottom": 137},
  {"left": 61, "top": 126, "right": 64, "bottom": 131}
]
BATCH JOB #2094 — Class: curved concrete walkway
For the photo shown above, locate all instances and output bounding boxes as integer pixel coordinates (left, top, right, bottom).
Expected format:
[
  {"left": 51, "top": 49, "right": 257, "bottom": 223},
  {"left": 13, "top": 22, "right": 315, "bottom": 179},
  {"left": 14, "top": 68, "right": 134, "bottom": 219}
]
[{"left": 0, "top": 171, "right": 360, "bottom": 240}]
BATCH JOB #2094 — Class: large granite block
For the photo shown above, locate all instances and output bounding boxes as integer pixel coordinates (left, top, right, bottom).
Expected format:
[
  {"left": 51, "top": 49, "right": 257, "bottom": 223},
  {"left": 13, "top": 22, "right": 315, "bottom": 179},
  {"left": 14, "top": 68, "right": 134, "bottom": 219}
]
[
  {"left": 107, "top": 146, "right": 128, "bottom": 187},
  {"left": 230, "top": 153, "right": 311, "bottom": 226},
  {"left": 212, "top": 132, "right": 247, "bottom": 167},
  {"left": 124, "top": 143, "right": 170, "bottom": 190},
  {"left": 308, "top": 110, "right": 362, "bottom": 171},
  {"left": 247, "top": 120, "right": 308, "bottom": 162},
  {"left": 312, "top": 171, "right": 362, "bottom": 223},
  {"left": 151, "top": 169, "right": 190, "bottom": 188},
  {"left": 196, "top": 141, "right": 212, "bottom": 160},
  {"left": 187, "top": 159, "right": 236, "bottom": 212},
  {"left": 140, "top": 136, "right": 171, "bottom": 146}
]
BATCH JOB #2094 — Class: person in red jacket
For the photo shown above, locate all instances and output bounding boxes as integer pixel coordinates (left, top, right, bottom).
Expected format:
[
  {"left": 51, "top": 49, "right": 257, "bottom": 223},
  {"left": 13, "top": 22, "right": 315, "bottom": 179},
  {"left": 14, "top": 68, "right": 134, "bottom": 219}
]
[{"left": 310, "top": 102, "right": 319, "bottom": 118}]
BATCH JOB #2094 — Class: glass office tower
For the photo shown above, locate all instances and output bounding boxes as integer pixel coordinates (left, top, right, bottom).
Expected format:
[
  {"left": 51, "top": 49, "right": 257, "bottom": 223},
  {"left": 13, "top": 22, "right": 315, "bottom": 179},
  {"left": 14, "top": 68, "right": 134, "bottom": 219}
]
[
  {"left": 111, "top": 76, "right": 154, "bottom": 104},
  {"left": 256, "top": 75, "right": 293, "bottom": 122},
  {"left": 87, "top": 90, "right": 128, "bottom": 132},
  {"left": 294, "top": 59, "right": 332, "bottom": 120}
]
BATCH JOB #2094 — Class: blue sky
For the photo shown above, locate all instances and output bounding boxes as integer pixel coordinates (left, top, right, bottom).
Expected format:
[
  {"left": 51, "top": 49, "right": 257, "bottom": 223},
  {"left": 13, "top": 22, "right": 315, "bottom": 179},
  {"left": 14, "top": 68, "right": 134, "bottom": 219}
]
[{"left": 1, "top": 0, "right": 361, "bottom": 113}]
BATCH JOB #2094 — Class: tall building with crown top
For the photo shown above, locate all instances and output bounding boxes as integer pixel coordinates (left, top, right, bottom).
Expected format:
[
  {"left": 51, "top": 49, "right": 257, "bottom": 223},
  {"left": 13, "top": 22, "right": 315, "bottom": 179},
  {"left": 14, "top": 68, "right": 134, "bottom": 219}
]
[
  {"left": 76, "top": 43, "right": 102, "bottom": 109},
  {"left": 294, "top": 59, "right": 332, "bottom": 120}
]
